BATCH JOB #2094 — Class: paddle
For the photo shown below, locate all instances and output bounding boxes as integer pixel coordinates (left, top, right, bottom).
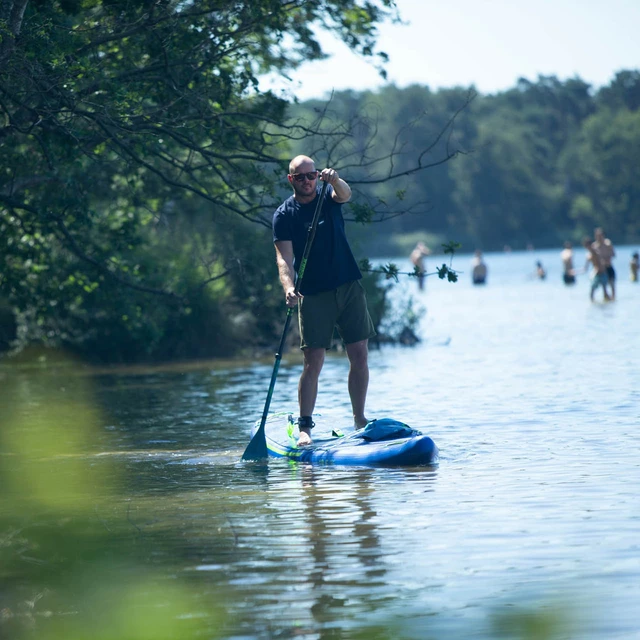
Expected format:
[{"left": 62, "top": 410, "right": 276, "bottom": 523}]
[{"left": 242, "top": 179, "right": 329, "bottom": 461}]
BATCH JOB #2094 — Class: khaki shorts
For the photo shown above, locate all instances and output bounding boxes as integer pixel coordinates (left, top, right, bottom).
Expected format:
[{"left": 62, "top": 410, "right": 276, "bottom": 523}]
[{"left": 298, "top": 280, "right": 376, "bottom": 349}]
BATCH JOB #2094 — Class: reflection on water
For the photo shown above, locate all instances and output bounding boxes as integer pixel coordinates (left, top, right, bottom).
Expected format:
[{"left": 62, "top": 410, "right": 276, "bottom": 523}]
[
  {"left": 2, "top": 247, "right": 640, "bottom": 638},
  {"left": 178, "top": 463, "right": 440, "bottom": 638}
]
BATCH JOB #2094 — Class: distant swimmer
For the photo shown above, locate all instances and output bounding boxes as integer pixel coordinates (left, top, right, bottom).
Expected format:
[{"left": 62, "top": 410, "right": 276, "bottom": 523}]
[
  {"left": 472, "top": 250, "right": 487, "bottom": 285},
  {"left": 535, "top": 261, "right": 547, "bottom": 280},
  {"left": 631, "top": 252, "right": 639, "bottom": 282},
  {"left": 409, "top": 242, "right": 431, "bottom": 290},
  {"left": 561, "top": 241, "right": 576, "bottom": 285}
]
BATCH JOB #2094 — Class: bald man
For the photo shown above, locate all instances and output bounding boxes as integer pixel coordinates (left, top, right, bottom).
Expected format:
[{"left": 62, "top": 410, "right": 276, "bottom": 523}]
[{"left": 272, "top": 155, "right": 376, "bottom": 445}]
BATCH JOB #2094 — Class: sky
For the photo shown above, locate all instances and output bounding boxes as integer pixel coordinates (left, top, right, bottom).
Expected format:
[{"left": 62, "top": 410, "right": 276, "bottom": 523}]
[{"left": 262, "top": 0, "right": 640, "bottom": 100}]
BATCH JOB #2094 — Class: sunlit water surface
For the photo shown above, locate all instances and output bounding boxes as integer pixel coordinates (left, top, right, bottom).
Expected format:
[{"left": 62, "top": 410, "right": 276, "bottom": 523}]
[{"left": 5, "top": 247, "right": 640, "bottom": 639}]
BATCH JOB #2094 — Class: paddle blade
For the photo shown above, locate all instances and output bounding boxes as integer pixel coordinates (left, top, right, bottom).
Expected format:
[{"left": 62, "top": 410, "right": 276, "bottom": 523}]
[{"left": 241, "top": 421, "right": 268, "bottom": 461}]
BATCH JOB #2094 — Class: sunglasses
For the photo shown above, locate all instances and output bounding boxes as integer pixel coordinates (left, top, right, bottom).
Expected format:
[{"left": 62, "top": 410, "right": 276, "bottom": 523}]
[{"left": 291, "top": 171, "right": 319, "bottom": 182}]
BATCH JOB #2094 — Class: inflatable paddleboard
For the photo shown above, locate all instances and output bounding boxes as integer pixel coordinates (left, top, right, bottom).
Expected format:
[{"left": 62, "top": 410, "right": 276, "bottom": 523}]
[{"left": 250, "top": 413, "right": 438, "bottom": 467}]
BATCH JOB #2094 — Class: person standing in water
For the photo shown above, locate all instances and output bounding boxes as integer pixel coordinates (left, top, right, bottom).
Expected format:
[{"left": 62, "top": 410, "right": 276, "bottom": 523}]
[
  {"left": 582, "top": 236, "right": 610, "bottom": 302},
  {"left": 630, "top": 252, "right": 639, "bottom": 282},
  {"left": 272, "top": 155, "right": 376, "bottom": 445},
  {"left": 410, "top": 242, "right": 431, "bottom": 290},
  {"left": 561, "top": 241, "right": 576, "bottom": 285},
  {"left": 471, "top": 250, "right": 487, "bottom": 285},
  {"left": 592, "top": 227, "right": 616, "bottom": 300}
]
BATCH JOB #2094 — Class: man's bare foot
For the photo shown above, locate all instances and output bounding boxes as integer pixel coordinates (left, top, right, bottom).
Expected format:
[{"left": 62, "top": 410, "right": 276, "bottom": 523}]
[
  {"left": 354, "top": 418, "right": 369, "bottom": 430},
  {"left": 297, "top": 427, "right": 312, "bottom": 446}
]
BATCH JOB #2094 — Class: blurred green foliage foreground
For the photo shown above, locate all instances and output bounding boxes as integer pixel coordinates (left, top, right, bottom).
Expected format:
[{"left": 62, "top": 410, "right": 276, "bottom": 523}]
[{"left": 0, "top": 351, "right": 228, "bottom": 639}]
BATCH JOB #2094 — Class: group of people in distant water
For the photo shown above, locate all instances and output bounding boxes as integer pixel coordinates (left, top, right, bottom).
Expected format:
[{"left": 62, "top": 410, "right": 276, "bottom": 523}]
[
  {"left": 410, "top": 244, "right": 491, "bottom": 286},
  {"left": 410, "top": 227, "right": 638, "bottom": 302}
]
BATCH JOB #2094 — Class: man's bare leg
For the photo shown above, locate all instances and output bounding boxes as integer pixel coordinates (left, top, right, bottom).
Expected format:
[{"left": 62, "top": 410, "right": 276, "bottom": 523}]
[
  {"left": 346, "top": 339, "right": 369, "bottom": 429},
  {"left": 298, "top": 347, "right": 325, "bottom": 445}
]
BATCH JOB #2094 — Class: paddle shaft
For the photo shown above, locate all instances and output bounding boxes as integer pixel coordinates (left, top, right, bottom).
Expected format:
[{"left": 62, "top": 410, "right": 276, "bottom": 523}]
[{"left": 241, "top": 180, "right": 328, "bottom": 460}]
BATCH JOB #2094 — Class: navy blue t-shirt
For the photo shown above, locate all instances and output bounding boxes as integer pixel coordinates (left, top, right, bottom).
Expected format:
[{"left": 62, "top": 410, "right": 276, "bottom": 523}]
[{"left": 272, "top": 186, "right": 362, "bottom": 295}]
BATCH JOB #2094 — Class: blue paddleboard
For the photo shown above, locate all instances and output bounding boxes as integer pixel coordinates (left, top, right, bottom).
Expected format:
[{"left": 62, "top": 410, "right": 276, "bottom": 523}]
[{"left": 251, "top": 413, "right": 438, "bottom": 467}]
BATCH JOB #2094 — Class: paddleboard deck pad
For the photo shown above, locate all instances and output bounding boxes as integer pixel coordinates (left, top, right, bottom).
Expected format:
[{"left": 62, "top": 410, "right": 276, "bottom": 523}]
[{"left": 251, "top": 413, "right": 438, "bottom": 466}]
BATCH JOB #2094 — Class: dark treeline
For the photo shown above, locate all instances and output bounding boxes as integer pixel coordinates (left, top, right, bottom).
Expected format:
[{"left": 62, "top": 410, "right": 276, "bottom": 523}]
[
  {"left": 290, "top": 71, "right": 640, "bottom": 255},
  {"left": 1, "top": 1, "right": 638, "bottom": 364}
]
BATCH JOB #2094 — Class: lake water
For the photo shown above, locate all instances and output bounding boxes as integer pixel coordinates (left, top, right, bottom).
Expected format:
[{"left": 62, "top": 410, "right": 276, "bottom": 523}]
[{"left": 2, "top": 246, "right": 640, "bottom": 639}]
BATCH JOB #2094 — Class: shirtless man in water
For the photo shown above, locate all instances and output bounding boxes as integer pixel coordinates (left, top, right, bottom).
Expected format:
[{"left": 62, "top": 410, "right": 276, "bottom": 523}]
[
  {"left": 592, "top": 227, "right": 616, "bottom": 300},
  {"left": 582, "top": 236, "right": 610, "bottom": 302},
  {"left": 410, "top": 242, "right": 430, "bottom": 290},
  {"left": 631, "top": 252, "right": 639, "bottom": 282},
  {"left": 561, "top": 241, "right": 576, "bottom": 285},
  {"left": 471, "top": 250, "right": 487, "bottom": 285}
]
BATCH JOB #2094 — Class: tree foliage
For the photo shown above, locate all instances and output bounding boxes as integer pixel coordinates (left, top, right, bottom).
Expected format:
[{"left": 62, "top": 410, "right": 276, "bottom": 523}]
[{"left": 4, "top": 0, "right": 463, "bottom": 361}]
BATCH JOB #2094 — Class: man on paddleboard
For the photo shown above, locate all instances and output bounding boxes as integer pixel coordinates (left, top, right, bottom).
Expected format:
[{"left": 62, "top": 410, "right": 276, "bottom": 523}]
[{"left": 272, "top": 155, "right": 376, "bottom": 445}]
